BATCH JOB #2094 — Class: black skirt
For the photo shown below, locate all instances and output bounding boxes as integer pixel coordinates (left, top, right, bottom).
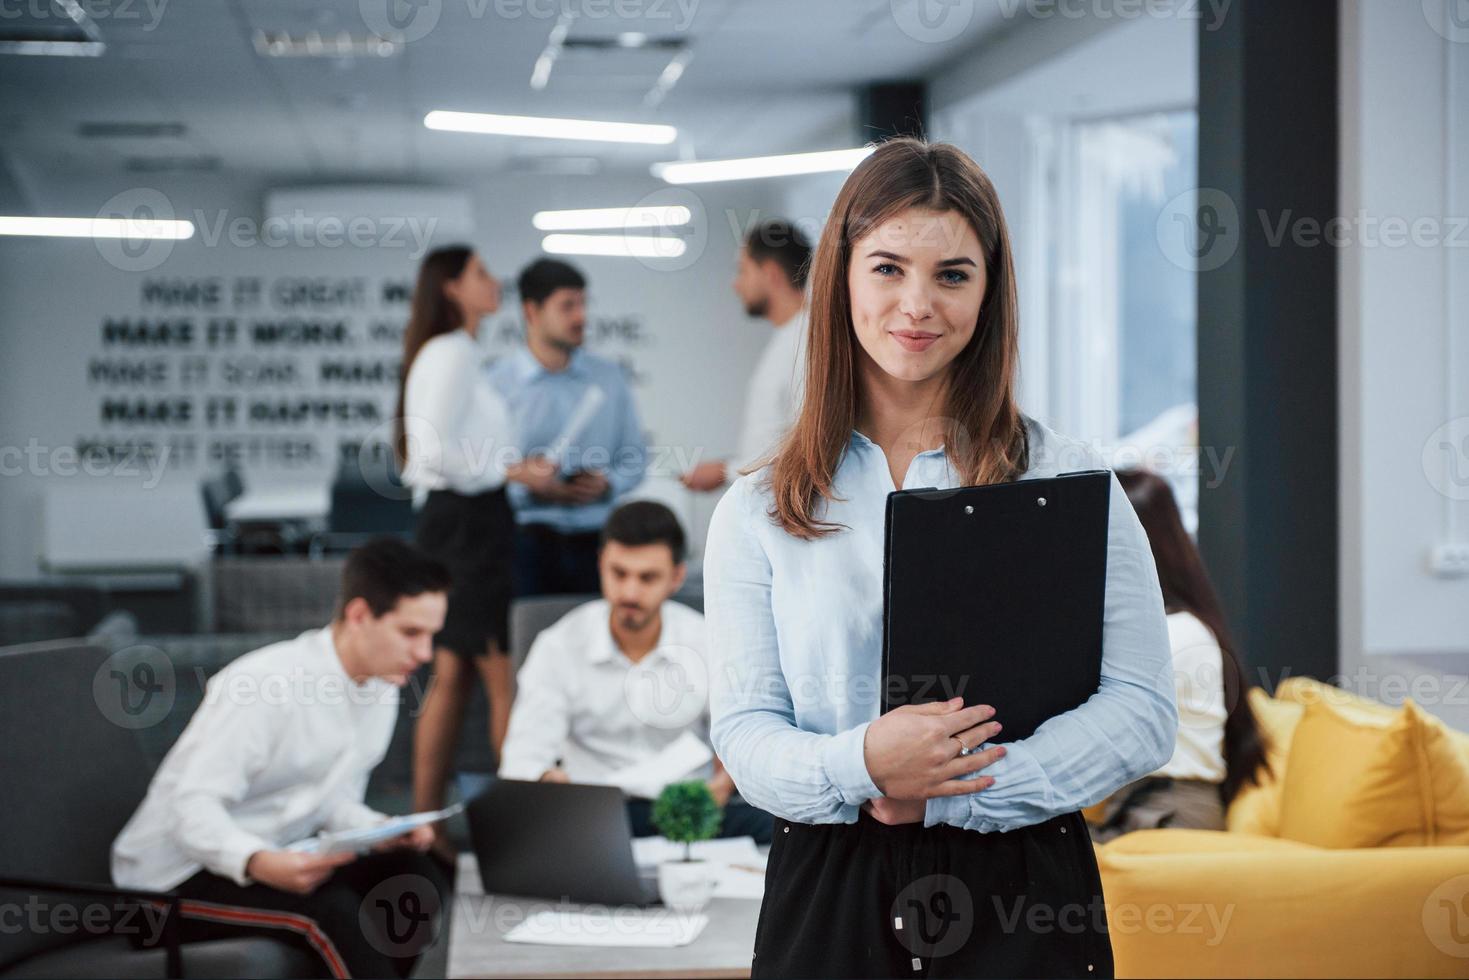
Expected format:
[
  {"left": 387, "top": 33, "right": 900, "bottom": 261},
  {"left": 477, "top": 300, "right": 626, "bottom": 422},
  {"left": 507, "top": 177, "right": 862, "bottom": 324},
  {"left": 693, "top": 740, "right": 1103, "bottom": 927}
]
[
  {"left": 751, "top": 809, "right": 1112, "bottom": 979},
  {"left": 414, "top": 486, "right": 514, "bottom": 659}
]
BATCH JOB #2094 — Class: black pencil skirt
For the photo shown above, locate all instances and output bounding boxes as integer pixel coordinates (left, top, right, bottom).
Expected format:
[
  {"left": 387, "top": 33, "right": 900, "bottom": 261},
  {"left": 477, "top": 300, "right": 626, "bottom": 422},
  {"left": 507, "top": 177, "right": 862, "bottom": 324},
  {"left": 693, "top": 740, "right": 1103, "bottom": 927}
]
[
  {"left": 751, "top": 809, "right": 1113, "bottom": 979},
  {"left": 414, "top": 486, "right": 514, "bottom": 659}
]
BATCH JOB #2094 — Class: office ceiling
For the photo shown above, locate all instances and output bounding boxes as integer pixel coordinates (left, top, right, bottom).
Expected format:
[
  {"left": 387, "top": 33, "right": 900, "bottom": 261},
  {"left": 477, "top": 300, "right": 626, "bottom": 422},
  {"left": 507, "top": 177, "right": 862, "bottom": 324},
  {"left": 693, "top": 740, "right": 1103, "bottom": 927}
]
[{"left": 0, "top": 0, "right": 1019, "bottom": 191}]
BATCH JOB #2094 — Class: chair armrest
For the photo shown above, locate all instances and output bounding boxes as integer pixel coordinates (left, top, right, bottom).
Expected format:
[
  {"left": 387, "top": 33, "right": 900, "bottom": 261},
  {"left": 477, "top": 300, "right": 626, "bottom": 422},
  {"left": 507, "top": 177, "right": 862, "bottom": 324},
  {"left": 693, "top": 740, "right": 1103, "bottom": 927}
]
[
  {"left": 1095, "top": 835, "right": 1469, "bottom": 978},
  {"left": 0, "top": 875, "right": 183, "bottom": 978}
]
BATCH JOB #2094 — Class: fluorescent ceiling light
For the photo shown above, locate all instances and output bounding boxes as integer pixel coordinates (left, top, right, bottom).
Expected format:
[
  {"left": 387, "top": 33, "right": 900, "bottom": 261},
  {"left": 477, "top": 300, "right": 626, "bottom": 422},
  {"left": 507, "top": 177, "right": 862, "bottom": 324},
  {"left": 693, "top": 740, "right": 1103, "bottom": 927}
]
[
  {"left": 532, "top": 205, "right": 691, "bottom": 231},
  {"left": 0, "top": 216, "right": 195, "bottom": 240},
  {"left": 0, "top": 40, "right": 104, "bottom": 56},
  {"left": 425, "top": 110, "right": 676, "bottom": 145},
  {"left": 0, "top": 0, "right": 103, "bottom": 56},
  {"left": 654, "top": 147, "right": 874, "bottom": 184},
  {"left": 542, "top": 233, "right": 686, "bottom": 258}
]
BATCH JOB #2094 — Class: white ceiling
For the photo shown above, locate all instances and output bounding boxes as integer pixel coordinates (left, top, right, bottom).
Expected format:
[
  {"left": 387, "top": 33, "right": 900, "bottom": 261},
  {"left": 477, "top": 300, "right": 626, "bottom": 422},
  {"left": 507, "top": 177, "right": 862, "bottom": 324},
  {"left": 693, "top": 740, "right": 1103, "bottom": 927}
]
[{"left": 0, "top": 0, "right": 1023, "bottom": 191}]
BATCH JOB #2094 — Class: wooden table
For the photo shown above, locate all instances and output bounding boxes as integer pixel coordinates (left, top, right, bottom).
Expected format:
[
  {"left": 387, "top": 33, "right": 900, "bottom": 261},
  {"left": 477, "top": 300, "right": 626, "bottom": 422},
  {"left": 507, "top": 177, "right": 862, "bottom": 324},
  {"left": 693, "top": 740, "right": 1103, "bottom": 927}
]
[{"left": 446, "top": 855, "right": 759, "bottom": 979}]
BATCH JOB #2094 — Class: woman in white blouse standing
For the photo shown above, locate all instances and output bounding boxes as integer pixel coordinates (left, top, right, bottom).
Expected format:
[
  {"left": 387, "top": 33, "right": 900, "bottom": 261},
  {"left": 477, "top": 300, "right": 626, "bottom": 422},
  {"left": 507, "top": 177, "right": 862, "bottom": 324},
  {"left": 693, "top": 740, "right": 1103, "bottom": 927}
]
[
  {"left": 395, "top": 246, "right": 565, "bottom": 858},
  {"left": 1085, "top": 469, "right": 1269, "bottom": 841},
  {"left": 703, "top": 139, "right": 1178, "bottom": 978}
]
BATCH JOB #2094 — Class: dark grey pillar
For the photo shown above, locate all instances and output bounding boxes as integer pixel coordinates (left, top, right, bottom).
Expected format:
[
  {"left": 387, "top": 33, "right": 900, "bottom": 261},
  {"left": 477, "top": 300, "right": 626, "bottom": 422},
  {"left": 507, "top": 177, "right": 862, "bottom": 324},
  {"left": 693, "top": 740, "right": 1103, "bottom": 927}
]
[{"left": 1196, "top": 0, "right": 1339, "bottom": 686}]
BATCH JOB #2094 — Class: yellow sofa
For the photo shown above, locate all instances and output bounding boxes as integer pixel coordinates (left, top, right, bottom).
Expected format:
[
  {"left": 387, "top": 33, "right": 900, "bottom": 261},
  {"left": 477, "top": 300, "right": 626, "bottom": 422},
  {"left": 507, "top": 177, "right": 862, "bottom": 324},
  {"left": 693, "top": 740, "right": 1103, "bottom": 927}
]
[{"left": 1092, "top": 677, "right": 1469, "bottom": 978}]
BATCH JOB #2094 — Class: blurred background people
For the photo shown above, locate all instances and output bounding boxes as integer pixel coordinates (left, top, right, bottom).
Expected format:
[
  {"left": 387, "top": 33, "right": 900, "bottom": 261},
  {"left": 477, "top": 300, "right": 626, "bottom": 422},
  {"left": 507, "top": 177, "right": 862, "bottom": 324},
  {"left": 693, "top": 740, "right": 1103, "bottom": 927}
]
[
  {"left": 489, "top": 259, "right": 649, "bottom": 596},
  {"left": 683, "top": 219, "right": 813, "bottom": 493},
  {"left": 1087, "top": 469, "right": 1271, "bottom": 843},
  {"left": 499, "top": 500, "right": 773, "bottom": 844}
]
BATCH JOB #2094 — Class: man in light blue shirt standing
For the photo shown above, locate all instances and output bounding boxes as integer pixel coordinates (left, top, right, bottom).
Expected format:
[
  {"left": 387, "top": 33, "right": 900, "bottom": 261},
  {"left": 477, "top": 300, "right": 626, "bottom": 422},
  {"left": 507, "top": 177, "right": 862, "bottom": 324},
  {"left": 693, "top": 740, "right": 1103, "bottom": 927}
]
[{"left": 488, "top": 259, "right": 647, "bottom": 595}]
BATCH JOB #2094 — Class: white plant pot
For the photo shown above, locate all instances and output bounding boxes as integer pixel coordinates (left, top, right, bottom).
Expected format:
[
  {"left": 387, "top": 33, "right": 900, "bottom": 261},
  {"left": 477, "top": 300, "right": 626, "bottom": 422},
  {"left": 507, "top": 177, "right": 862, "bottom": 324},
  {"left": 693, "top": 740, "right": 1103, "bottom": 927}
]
[{"left": 657, "top": 858, "right": 715, "bottom": 912}]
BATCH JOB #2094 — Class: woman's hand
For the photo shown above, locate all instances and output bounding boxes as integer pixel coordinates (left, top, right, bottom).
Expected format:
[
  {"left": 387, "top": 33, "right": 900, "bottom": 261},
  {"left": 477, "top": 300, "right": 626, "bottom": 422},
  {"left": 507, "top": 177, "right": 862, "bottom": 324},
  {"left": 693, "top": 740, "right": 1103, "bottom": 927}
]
[
  {"left": 862, "top": 697, "right": 1005, "bottom": 801},
  {"left": 863, "top": 797, "right": 926, "bottom": 825}
]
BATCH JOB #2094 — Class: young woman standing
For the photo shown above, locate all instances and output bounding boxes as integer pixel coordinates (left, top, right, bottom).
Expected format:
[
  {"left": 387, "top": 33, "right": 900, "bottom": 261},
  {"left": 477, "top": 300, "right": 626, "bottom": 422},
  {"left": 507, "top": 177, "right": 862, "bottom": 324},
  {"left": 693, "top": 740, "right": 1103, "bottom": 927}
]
[
  {"left": 396, "top": 246, "right": 565, "bottom": 859},
  {"left": 704, "top": 139, "right": 1179, "bottom": 978}
]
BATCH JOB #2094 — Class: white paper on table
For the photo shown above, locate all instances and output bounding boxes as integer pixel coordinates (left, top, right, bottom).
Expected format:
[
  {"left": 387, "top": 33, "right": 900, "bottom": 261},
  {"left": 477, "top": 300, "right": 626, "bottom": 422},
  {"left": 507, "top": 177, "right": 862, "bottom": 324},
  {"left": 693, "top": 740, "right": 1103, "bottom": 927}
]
[
  {"left": 631, "top": 835, "right": 761, "bottom": 867},
  {"left": 587, "top": 731, "right": 712, "bottom": 801},
  {"left": 630, "top": 836, "right": 767, "bottom": 900},
  {"left": 503, "top": 909, "right": 708, "bottom": 947}
]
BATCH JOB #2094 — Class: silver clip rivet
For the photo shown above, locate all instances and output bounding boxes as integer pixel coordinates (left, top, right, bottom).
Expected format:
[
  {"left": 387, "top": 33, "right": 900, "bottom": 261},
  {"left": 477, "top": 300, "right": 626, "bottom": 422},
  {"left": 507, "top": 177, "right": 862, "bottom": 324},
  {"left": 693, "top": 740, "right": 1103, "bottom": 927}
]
[
  {"left": 964, "top": 505, "right": 974, "bottom": 515},
  {"left": 1037, "top": 497, "right": 1047, "bottom": 507}
]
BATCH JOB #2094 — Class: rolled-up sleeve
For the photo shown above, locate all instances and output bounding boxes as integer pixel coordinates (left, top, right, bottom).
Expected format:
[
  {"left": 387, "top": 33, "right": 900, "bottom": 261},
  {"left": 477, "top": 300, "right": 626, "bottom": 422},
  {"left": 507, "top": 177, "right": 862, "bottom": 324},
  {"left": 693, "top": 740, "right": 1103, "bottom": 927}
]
[
  {"left": 705, "top": 480, "right": 881, "bottom": 824},
  {"left": 924, "top": 470, "right": 1178, "bottom": 834}
]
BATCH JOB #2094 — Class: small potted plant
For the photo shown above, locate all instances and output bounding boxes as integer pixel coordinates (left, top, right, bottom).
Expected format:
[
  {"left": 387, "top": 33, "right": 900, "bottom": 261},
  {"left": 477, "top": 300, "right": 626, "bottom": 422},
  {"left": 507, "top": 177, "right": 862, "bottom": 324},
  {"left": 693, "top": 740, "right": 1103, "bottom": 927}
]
[{"left": 651, "top": 780, "right": 722, "bottom": 911}]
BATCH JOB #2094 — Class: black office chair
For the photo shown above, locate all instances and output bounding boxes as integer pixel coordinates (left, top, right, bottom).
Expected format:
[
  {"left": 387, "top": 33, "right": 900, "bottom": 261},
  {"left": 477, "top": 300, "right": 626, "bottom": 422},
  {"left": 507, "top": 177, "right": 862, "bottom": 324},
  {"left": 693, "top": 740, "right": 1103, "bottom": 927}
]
[
  {"left": 199, "top": 470, "right": 245, "bottom": 555},
  {"left": 0, "top": 639, "right": 317, "bottom": 978},
  {"left": 313, "top": 462, "right": 415, "bottom": 555}
]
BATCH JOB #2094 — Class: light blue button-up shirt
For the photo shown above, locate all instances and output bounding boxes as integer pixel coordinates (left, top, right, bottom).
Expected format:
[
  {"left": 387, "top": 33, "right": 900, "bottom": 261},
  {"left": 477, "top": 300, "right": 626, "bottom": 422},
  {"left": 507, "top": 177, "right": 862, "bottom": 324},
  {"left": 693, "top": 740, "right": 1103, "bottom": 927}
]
[
  {"left": 703, "top": 416, "right": 1178, "bottom": 833},
  {"left": 486, "top": 348, "right": 647, "bottom": 532}
]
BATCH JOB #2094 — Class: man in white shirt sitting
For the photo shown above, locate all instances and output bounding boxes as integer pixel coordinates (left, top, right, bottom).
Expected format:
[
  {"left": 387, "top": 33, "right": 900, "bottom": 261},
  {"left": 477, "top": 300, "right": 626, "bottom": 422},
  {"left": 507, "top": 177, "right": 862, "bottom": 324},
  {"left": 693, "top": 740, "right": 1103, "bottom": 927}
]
[
  {"left": 498, "top": 501, "right": 774, "bottom": 843},
  {"left": 682, "top": 218, "right": 811, "bottom": 492},
  {"left": 112, "top": 538, "right": 452, "bottom": 979}
]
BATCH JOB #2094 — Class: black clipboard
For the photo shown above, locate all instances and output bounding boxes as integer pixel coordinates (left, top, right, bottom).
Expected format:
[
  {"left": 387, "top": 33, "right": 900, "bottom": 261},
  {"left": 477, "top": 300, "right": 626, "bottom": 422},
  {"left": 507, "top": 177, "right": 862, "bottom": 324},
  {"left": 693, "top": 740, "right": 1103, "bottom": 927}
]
[{"left": 880, "top": 470, "right": 1111, "bottom": 741}]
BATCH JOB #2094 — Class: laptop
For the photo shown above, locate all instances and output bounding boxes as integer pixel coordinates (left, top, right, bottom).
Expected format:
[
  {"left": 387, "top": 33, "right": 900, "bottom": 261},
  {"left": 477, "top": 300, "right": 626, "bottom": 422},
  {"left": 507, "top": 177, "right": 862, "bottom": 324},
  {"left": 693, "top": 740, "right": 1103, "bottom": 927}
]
[{"left": 460, "top": 776, "right": 660, "bottom": 906}]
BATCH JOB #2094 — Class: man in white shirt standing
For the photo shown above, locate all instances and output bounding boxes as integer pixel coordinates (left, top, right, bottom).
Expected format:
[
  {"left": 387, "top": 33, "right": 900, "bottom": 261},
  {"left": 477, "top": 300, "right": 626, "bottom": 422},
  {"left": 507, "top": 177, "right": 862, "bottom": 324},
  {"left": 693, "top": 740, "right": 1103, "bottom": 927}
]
[
  {"left": 498, "top": 501, "right": 774, "bottom": 843},
  {"left": 112, "top": 539, "right": 452, "bottom": 979},
  {"left": 682, "top": 218, "right": 812, "bottom": 492}
]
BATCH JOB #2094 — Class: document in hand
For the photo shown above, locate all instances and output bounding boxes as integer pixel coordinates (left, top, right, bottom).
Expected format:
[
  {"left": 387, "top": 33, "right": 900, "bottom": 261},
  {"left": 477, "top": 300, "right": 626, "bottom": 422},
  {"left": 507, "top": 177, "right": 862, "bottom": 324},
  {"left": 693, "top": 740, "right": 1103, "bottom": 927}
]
[
  {"left": 881, "top": 470, "right": 1112, "bottom": 740},
  {"left": 285, "top": 802, "right": 464, "bottom": 855}
]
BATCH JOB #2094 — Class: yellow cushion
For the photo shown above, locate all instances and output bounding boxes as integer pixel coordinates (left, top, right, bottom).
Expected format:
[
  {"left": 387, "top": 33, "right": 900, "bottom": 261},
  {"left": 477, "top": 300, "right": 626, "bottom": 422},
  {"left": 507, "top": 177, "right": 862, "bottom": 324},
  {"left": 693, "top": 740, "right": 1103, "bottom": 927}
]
[
  {"left": 1099, "top": 827, "right": 1318, "bottom": 857},
  {"left": 1277, "top": 697, "right": 1469, "bottom": 847},
  {"left": 1277, "top": 674, "right": 1469, "bottom": 757},
  {"left": 1224, "top": 689, "right": 1301, "bottom": 836}
]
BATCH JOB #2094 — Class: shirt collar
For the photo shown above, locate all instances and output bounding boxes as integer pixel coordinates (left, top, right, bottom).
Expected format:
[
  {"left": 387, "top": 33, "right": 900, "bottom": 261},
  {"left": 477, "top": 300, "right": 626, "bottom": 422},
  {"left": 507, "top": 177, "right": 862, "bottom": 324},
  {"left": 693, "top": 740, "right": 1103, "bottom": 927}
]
[
  {"left": 514, "top": 345, "right": 586, "bottom": 381},
  {"left": 588, "top": 605, "right": 670, "bottom": 666},
  {"left": 848, "top": 429, "right": 948, "bottom": 460}
]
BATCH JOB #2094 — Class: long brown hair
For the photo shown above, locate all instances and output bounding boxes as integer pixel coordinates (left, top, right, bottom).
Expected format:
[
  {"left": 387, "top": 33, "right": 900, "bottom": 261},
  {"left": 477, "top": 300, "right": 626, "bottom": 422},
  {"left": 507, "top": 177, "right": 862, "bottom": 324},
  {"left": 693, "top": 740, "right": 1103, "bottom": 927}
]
[
  {"left": 765, "top": 137, "right": 1030, "bottom": 538},
  {"left": 1116, "top": 469, "right": 1269, "bottom": 804},
  {"left": 394, "top": 245, "right": 474, "bottom": 467}
]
